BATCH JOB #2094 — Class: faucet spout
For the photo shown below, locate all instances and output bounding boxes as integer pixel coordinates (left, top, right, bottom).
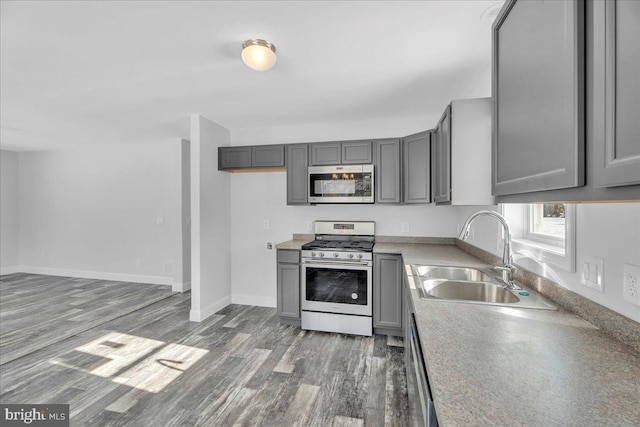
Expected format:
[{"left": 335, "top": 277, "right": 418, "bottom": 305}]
[{"left": 458, "top": 210, "right": 516, "bottom": 287}]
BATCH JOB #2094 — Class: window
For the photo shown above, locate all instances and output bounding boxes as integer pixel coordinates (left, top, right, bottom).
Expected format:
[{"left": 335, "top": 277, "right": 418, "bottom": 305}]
[
  {"left": 502, "top": 203, "right": 575, "bottom": 272},
  {"left": 525, "top": 203, "right": 566, "bottom": 248}
]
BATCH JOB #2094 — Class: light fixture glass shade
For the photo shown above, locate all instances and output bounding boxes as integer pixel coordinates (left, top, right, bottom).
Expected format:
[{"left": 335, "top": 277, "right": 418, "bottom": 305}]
[{"left": 241, "top": 39, "right": 277, "bottom": 71}]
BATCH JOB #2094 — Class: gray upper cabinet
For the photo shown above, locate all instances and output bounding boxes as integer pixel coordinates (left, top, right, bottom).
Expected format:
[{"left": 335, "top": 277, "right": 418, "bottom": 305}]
[
  {"left": 252, "top": 145, "right": 285, "bottom": 168},
  {"left": 310, "top": 142, "right": 342, "bottom": 165},
  {"left": 375, "top": 139, "right": 402, "bottom": 204},
  {"left": 309, "top": 140, "right": 373, "bottom": 166},
  {"left": 492, "top": 0, "right": 585, "bottom": 196},
  {"left": 277, "top": 249, "right": 301, "bottom": 322},
  {"left": 434, "top": 98, "right": 494, "bottom": 206},
  {"left": 219, "top": 146, "right": 251, "bottom": 169},
  {"left": 592, "top": 0, "right": 640, "bottom": 188},
  {"left": 403, "top": 131, "right": 431, "bottom": 204},
  {"left": 374, "top": 253, "right": 403, "bottom": 334},
  {"left": 286, "top": 144, "right": 309, "bottom": 205},
  {"left": 219, "top": 145, "right": 284, "bottom": 170},
  {"left": 342, "top": 140, "right": 373, "bottom": 164},
  {"left": 433, "top": 106, "right": 451, "bottom": 204}
]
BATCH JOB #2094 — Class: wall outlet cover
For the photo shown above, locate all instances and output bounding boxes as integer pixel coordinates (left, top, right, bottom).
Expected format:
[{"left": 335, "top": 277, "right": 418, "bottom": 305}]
[
  {"left": 266, "top": 241, "right": 273, "bottom": 251},
  {"left": 622, "top": 263, "right": 640, "bottom": 306}
]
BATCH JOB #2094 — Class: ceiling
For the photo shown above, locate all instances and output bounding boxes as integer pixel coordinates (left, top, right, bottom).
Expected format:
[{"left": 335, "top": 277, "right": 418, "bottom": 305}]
[{"left": 0, "top": 0, "right": 503, "bottom": 151}]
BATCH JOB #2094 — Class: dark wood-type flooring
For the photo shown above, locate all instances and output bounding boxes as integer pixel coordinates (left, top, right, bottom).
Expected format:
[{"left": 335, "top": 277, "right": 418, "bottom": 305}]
[
  {"left": 0, "top": 283, "right": 409, "bottom": 426},
  {"left": 0, "top": 273, "right": 173, "bottom": 365}
]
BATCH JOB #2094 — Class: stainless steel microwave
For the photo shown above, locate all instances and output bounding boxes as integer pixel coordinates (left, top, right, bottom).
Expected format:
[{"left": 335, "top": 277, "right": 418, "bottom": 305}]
[{"left": 308, "top": 165, "right": 374, "bottom": 204}]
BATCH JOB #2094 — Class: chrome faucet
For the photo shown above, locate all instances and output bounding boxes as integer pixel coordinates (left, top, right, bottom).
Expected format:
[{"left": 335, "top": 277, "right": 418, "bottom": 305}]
[{"left": 458, "top": 210, "right": 520, "bottom": 290}]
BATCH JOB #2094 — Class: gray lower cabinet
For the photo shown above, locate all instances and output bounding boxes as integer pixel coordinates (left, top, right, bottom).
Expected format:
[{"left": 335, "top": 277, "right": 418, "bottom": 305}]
[
  {"left": 342, "top": 140, "right": 373, "bottom": 164},
  {"left": 433, "top": 106, "right": 451, "bottom": 204},
  {"left": 403, "top": 131, "right": 431, "bottom": 204},
  {"left": 309, "top": 142, "right": 342, "bottom": 165},
  {"left": 373, "top": 253, "right": 403, "bottom": 335},
  {"left": 592, "top": 0, "right": 640, "bottom": 188},
  {"left": 219, "top": 145, "right": 285, "bottom": 170},
  {"left": 492, "top": 0, "right": 585, "bottom": 196},
  {"left": 375, "top": 138, "right": 402, "bottom": 204},
  {"left": 277, "top": 249, "right": 301, "bottom": 324},
  {"left": 286, "top": 144, "right": 309, "bottom": 205}
]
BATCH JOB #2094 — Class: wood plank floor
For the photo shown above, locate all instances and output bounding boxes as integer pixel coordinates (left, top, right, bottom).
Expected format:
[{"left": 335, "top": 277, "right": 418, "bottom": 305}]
[
  {"left": 0, "top": 273, "right": 173, "bottom": 365},
  {"left": 0, "top": 291, "right": 409, "bottom": 426}
]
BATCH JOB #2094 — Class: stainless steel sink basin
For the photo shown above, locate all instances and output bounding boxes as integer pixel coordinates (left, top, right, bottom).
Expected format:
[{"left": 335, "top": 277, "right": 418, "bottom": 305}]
[
  {"left": 427, "top": 280, "right": 520, "bottom": 303},
  {"left": 409, "top": 264, "right": 558, "bottom": 310}
]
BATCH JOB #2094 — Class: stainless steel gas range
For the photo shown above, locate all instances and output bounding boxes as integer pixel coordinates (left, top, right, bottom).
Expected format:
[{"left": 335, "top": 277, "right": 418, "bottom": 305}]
[{"left": 301, "top": 220, "right": 375, "bottom": 336}]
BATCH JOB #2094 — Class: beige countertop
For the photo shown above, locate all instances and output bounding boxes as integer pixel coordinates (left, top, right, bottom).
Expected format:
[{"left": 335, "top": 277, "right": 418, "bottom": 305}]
[{"left": 382, "top": 242, "right": 640, "bottom": 427}]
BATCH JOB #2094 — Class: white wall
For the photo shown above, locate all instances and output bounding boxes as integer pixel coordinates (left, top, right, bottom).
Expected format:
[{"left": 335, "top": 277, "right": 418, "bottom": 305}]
[
  {"left": 457, "top": 204, "right": 640, "bottom": 323},
  {"left": 1, "top": 150, "right": 20, "bottom": 273},
  {"left": 189, "top": 115, "right": 231, "bottom": 321},
  {"left": 17, "top": 141, "right": 183, "bottom": 285}
]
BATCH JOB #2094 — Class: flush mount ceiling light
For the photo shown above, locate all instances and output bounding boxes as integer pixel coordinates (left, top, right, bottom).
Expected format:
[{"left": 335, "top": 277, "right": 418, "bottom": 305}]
[{"left": 241, "top": 39, "right": 277, "bottom": 71}]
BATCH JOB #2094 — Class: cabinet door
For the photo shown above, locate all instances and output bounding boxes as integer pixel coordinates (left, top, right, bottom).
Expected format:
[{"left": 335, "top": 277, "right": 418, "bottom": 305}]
[
  {"left": 218, "top": 147, "right": 251, "bottom": 170},
  {"left": 342, "top": 140, "right": 373, "bottom": 164},
  {"left": 310, "top": 142, "right": 341, "bottom": 165},
  {"left": 375, "top": 139, "right": 402, "bottom": 204},
  {"left": 252, "top": 145, "right": 285, "bottom": 168},
  {"left": 286, "top": 144, "right": 309, "bottom": 205},
  {"left": 592, "top": 0, "right": 640, "bottom": 187},
  {"left": 434, "top": 106, "right": 451, "bottom": 204},
  {"left": 403, "top": 131, "right": 431, "bottom": 204},
  {"left": 492, "top": 0, "right": 585, "bottom": 195},
  {"left": 373, "top": 254, "right": 403, "bottom": 330},
  {"left": 277, "top": 261, "right": 300, "bottom": 319}
]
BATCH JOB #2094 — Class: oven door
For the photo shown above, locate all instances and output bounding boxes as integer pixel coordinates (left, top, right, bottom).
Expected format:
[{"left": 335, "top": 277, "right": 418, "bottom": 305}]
[
  {"left": 308, "top": 165, "right": 374, "bottom": 204},
  {"left": 301, "top": 260, "right": 372, "bottom": 316}
]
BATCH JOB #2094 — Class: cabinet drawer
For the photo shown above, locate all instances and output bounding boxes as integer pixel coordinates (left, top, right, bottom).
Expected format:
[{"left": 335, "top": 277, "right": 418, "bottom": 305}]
[{"left": 277, "top": 249, "right": 300, "bottom": 264}]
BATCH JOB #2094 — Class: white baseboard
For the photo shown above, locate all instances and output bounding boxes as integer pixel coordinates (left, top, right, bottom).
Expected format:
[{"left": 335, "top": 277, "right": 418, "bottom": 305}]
[
  {"left": 232, "top": 293, "right": 276, "bottom": 308},
  {"left": 16, "top": 266, "right": 173, "bottom": 286},
  {"left": 189, "top": 295, "right": 231, "bottom": 322},
  {"left": 0, "top": 266, "right": 21, "bottom": 276},
  {"left": 172, "top": 281, "right": 191, "bottom": 293}
]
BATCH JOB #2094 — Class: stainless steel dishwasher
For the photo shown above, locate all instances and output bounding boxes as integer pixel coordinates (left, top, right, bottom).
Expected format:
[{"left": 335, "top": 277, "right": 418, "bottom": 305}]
[{"left": 407, "top": 313, "right": 438, "bottom": 427}]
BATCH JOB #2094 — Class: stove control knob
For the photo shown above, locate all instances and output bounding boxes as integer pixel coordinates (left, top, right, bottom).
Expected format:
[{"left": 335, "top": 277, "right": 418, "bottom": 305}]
[
  {"left": 319, "top": 252, "right": 325, "bottom": 257},
  {"left": 357, "top": 254, "right": 363, "bottom": 259},
  {"left": 311, "top": 252, "right": 317, "bottom": 257},
  {"left": 333, "top": 252, "right": 339, "bottom": 258},
  {"left": 348, "top": 253, "right": 354, "bottom": 259}
]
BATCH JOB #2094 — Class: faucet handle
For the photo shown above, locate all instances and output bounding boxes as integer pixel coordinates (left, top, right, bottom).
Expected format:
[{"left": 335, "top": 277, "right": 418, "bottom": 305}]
[{"left": 492, "top": 265, "right": 521, "bottom": 290}]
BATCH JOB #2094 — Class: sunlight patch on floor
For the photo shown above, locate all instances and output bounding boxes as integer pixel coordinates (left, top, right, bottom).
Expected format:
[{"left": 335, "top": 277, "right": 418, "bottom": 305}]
[{"left": 51, "top": 332, "right": 208, "bottom": 393}]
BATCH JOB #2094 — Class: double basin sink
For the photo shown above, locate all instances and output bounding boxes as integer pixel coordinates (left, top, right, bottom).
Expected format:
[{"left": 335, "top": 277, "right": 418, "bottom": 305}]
[{"left": 410, "top": 265, "right": 557, "bottom": 310}]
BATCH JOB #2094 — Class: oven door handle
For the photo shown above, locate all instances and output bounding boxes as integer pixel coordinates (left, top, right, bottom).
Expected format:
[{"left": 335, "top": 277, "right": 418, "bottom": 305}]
[{"left": 302, "top": 260, "right": 371, "bottom": 267}]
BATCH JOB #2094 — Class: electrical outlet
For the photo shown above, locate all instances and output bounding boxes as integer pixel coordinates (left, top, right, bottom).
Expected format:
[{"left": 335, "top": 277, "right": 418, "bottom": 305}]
[
  {"left": 580, "top": 254, "right": 604, "bottom": 293},
  {"left": 306, "top": 221, "right": 313, "bottom": 231},
  {"left": 266, "top": 241, "right": 273, "bottom": 251},
  {"left": 156, "top": 216, "right": 164, "bottom": 225},
  {"left": 622, "top": 264, "right": 640, "bottom": 306},
  {"left": 135, "top": 259, "right": 142, "bottom": 268},
  {"left": 263, "top": 220, "right": 270, "bottom": 229},
  {"left": 401, "top": 222, "right": 409, "bottom": 233}
]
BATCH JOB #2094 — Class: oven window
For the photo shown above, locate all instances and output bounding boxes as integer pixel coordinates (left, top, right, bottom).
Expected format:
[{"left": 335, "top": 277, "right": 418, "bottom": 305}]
[{"left": 305, "top": 267, "right": 368, "bottom": 305}]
